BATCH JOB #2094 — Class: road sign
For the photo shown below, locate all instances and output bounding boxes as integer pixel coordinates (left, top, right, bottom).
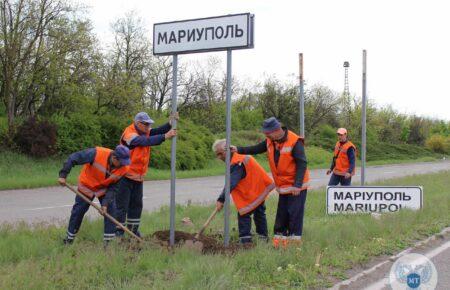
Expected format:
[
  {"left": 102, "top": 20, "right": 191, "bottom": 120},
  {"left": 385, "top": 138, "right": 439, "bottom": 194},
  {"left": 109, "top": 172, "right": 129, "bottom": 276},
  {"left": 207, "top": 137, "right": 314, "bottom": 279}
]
[
  {"left": 153, "top": 13, "right": 254, "bottom": 55},
  {"left": 153, "top": 12, "right": 255, "bottom": 247},
  {"left": 326, "top": 186, "right": 423, "bottom": 214}
]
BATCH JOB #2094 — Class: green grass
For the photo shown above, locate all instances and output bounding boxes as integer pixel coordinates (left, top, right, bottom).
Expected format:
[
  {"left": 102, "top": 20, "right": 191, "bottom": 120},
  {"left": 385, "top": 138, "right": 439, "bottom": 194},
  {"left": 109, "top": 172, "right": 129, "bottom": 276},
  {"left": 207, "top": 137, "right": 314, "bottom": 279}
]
[
  {"left": 0, "top": 171, "right": 449, "bottom": 289},
  {"left": 0, "top": 146, "right": 443, "bottom": 190}
]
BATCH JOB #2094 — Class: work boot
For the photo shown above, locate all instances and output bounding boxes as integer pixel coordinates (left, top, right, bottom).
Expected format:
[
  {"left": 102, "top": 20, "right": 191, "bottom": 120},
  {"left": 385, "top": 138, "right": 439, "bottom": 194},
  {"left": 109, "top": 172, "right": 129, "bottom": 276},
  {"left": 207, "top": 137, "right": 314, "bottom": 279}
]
[
  {"left": 281, "top": 237, "right": 289, "bottom": 249},
  {"left": 289, "top": 236, "right": 302, "bottom": 248},
  {"left": 129, "top": 224, "right": 142, "bottom": 238},
  {"left": 103, "top": 239, "right": 112, "bottom": 249},
  {"left": 257, "top": 235, "right": 269, "bottom": 243},
  {"left": 272, "top": 235, "right": 281, "bottom": 249},
  {"left": 63, "top": 237, "right": 74, "bottom": 245}
]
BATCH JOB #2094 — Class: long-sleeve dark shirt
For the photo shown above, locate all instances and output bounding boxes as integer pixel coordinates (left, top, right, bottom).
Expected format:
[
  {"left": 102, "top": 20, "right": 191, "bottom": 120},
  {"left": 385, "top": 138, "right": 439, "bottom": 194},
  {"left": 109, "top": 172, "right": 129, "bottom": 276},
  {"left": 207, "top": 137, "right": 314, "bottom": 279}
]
[
  {"left": 124, "top": 122, "right": 172, "bottom": 149},
  {"left": 58, "top": 148, "right": 119, "bottom": 204},
  {"left": 329, "top": 142, "right": 355, "bottom": 173},
  {"left": 59, "top": 148, "right": 97, "bottom": 178},
  {"left": 217, "top": 162, "right": 246, "bottom": 203},
  {"left": 236, "top": 129, "right": 308, "bottom": 188}
]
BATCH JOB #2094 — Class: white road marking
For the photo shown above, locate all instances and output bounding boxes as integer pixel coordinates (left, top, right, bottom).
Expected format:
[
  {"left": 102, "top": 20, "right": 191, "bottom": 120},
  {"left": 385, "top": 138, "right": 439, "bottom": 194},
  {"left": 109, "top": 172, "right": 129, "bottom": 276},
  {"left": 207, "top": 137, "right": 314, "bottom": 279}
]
[
  {"left": 329, "top": 227, "right": 450, "bottom": 290},
  {"left": 364, "top": 240, "right": 450, "bottom": 290},
  {"left": 24, "top": 202, "right": 100, "bottom": 211}
]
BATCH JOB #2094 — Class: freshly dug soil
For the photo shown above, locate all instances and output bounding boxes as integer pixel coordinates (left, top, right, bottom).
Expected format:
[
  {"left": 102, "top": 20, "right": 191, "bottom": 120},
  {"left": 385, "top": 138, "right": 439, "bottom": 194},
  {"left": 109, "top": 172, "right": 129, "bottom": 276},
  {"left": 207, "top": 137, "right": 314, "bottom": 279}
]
[{"left": 152, "top": 230, "right": 247, "bottom": 254}]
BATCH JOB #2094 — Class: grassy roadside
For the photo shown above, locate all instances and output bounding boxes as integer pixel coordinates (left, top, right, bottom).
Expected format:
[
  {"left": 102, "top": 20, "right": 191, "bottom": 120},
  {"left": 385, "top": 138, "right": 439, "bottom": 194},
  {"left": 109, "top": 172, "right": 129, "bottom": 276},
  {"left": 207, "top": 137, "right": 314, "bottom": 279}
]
[
  {"left": 0, "top": 148, "right": 443, "bottom": 190},
  {"left": 0, "top": 171, "right": 449, "bottom": 289}
]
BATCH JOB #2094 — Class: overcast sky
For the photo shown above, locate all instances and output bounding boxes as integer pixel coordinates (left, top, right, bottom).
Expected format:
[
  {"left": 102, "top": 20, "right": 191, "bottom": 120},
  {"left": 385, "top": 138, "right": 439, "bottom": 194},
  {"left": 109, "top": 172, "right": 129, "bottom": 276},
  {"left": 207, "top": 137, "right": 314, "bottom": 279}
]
[{"left": 82, "top": 0, "right": 450, "bottom": 121}]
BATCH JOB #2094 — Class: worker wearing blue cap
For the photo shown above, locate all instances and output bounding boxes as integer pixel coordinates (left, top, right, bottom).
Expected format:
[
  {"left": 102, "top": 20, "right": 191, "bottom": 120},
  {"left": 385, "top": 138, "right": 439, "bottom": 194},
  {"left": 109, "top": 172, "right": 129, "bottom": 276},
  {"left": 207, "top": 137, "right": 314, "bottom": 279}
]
[
  {"left": 231, "top": 117, "right": 310, "bottom": 248},
  {"left": 58, "top": 145, "right": 131, "bottom": 245},
  {"left": 116, "top": 112, "right": 178, "bottom": 237}
]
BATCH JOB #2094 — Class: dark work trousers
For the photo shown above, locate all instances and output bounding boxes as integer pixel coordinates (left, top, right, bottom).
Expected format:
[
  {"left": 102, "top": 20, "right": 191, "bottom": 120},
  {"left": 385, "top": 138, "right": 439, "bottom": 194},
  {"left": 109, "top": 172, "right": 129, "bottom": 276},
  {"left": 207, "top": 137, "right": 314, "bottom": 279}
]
[
  {"left": 328, "top": 173, "right": 352, "bottom": 186},
  {"left": 237, "top": 202, "right": 268, "bottom": 244},
  {"left": 66, "top": 193, "right": 116, "bottom": 242},
  {"left": 115, "top": 177, "right": 143, "bottom": 236},
  {"left": 274, "top": 190, "right": 307, "bottom": 238}
]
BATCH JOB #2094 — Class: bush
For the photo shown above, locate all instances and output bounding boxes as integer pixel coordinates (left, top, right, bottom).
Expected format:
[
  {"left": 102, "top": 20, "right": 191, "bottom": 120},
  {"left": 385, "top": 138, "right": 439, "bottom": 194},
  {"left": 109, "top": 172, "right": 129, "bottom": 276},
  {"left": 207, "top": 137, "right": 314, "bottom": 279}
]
[
  {"left": 365, "top": 142, "right": 435, "bottom": 161},
  {"left": 425, "top": 134, "right": 449, "bottom": 154},
  {"left": 150, "top": 119, "right": 214, "bottom": 170},
  {"left": 14, "top": 117, "right": 57, "bottom": 158},
  {"left": 309, "top": 124, "right": 337, "bottom": 151},
  {"left": 0, "top": 116, "right": 8, "bottom": 149},
  {"left": 51, "top": 113, "right": 102, "bottom": 153},
  {"left": 233, "top": 108, "right": 263, "bottom": 131},
  {"left": 98, "top": 114, "right": 131, "bottom": 149}
]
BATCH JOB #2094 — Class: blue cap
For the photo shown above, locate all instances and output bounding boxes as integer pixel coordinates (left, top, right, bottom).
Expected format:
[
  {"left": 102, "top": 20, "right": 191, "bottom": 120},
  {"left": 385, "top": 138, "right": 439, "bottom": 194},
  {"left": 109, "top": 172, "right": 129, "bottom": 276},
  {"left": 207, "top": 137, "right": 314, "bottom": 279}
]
[
  {"left": 262, "top": 117, "right": 281, "bottom": 133},
  {"left": 134, "top": 112, "right": 154, "bottom": 124},
  {"left": 113, "top": 145, "right": 131, "bottom": 166}
]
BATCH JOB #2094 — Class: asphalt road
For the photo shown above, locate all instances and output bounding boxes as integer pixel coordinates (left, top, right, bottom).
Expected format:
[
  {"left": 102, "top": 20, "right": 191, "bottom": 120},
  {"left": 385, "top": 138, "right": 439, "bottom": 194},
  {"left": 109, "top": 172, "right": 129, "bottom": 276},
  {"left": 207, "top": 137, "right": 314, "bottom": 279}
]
[
  {"left": 331, "top": 230, "right": 450, "bottom": 290},
  {"left": 0, "top": 160, "right": 449, "bottom": 224}
]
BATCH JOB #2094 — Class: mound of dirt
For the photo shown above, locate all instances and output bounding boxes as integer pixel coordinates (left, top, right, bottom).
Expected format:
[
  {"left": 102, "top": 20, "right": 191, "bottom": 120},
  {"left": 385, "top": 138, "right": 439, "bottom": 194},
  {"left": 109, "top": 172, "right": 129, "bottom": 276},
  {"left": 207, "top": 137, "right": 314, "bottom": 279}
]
[{"left": 152, "top": 230, "right": 248, "bottom": 254}]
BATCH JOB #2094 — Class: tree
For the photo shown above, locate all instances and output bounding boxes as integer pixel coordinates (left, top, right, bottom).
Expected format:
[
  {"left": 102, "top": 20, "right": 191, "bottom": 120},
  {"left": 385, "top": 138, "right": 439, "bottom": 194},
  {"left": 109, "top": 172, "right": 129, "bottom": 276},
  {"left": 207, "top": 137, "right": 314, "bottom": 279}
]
[
  {"left": 94, "top": 12, "right": 149, "bottom": 114},
  {"left": 0, "top": 0, "right": 79, "bottom": 134}
]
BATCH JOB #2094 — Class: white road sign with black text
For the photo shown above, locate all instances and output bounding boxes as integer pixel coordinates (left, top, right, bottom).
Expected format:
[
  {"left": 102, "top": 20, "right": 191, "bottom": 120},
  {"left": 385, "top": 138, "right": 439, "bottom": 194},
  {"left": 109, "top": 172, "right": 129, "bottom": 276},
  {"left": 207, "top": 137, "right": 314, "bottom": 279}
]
[
  {"left": 326, "top": 186, "right": 423, "bottom": 214},
  {"left": 153, "top": 13, "right": 254, "bottom": 55}
]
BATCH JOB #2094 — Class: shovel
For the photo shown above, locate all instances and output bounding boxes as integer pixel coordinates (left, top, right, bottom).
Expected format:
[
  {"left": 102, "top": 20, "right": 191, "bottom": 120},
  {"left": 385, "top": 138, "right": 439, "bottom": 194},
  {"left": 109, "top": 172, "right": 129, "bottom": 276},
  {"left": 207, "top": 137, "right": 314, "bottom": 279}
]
[
  {"left": 184, "top": 207, "right": 219, "bottom": 251},
  {"left": 64, "top": 183, "right": 144, "bottom": 243}
]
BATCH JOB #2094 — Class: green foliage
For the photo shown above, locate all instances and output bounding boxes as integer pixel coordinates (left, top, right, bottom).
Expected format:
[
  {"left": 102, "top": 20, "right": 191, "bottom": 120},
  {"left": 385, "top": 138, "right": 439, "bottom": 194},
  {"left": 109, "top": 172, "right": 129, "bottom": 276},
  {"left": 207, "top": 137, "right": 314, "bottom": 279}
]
[
  {"left": 309, "top": 124, "right": 337, "bottom": 151},
  {"left": 51, "top": 113, "right": 102, "bottom": 153},
  {"left": 150, "top": 119, "right": 214, "bottom": 170},
  {"left": 425, "top": 134, "right": 450, "bottom": 154},
  {"left": 365, "top": 142, "right": 435, "bottom": 161},
  {"left": 97, "top": 114, "right": 132, "bottom": 149},
  {"left": 257, "top": 77, "right": 299, "bottom": 130},
  {"left": 0, "top": 116, "right": 7, "bottom": 147}
]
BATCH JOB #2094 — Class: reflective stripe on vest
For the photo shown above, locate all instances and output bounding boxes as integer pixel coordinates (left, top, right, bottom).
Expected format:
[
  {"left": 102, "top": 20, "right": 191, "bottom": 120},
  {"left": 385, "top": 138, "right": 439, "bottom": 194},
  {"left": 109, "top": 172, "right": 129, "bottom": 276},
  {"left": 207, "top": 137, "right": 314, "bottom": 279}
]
[
  {"left": 91, "top": 162, "right": 122, "bottom": 181},
  {"left": 276, "top": 183, "right": 310, "bottom": 194},
  {"left": 333, "top": 141, "right": 356, "bottom": 176},
  {"left": 77, "top": 183, "right": 106, "bottom": 198},
  {"left": 230, "top": 153, "right": 275, "bottom": 216},
  {"left": 266, "top": 130, "right": 310, "bottom": 195},
  {"left": 78, "top": 147, "right": 128, "bottom": 198},
  {"left": 238, "top": 183, "right": 275, "bottom": 215},
  {"left": 121, "top": 124, "right": 151, "bottom": 182}
]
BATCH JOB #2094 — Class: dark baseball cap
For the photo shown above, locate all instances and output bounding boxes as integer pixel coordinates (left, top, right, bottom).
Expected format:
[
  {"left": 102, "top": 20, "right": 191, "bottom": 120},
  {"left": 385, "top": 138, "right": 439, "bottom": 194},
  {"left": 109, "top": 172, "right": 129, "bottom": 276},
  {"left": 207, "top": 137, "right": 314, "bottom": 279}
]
[
  {"left": 262, "top": 117, "right": 281, "bottom": 133},
  {"left": 113, "top": 145, "right": 131, "bottom": 166}
]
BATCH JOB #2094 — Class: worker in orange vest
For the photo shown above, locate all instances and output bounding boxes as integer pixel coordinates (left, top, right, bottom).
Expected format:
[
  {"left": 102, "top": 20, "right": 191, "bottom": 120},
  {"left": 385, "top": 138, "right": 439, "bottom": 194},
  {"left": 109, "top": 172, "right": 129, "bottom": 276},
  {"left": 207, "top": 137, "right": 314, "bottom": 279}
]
[
  {"left": 115, "top": 112, "right": 177, "bottom": 237},
  {"left": 326, "top": 128, "right": 356, "bottom": 186},
  {"left": 231, "top": 117, "right": 310, "bottom": 248},
  {"left": 213, "top": 139, "right": 275, "bottom": 244},
  {"left": 58, "top": 145, "right": 130, "bottom": 245}
]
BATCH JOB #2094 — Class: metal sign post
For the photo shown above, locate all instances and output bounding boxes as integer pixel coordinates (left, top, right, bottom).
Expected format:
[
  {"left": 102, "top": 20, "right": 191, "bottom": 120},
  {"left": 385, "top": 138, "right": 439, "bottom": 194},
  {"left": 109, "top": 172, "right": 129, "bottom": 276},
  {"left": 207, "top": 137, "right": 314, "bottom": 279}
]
[
  {"left": 153, "top": 13, "right": 254, "bottom": 247},
  {"left": 298, "top": 53, "right": 305, "bottom": 137},
  {"left": 361, "top": 50, "right": 367, "bottom": 185},
  {"left": 224, "top": 49, "right": 232, "bottom": 247},
  {"left": 169, "top": 54, "right": 178, "bottom": 247}
]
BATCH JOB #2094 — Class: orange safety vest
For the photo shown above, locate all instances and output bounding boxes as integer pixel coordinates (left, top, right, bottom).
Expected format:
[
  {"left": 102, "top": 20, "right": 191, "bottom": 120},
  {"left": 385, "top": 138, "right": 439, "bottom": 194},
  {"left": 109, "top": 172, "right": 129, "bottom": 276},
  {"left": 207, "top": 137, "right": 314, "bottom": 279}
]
[
  {"left": 230, "top": 153, "right": 275, "bottom": 216},
  {"left": 266, "top": 130, "right": 310, "bottom": 194},
  {"left": 333, "top": 141, "right": 357, "bottom": 176},
  {"left": 120, "top": 124, "right": 151, "bottom": 182},
  {"left": 78, "top": 147, "right": 129, "bottom": 198}
]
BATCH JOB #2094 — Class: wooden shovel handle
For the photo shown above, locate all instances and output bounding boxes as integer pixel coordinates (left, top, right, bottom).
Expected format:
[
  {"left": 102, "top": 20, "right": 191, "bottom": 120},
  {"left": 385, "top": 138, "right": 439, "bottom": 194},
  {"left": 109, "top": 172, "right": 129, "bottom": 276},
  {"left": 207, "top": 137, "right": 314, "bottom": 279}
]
[
  {"left": 195, "top": 207, "right": 219, "bottom": 239},
  {"left": 64, "top": 184, "right": 144, "bottom": 243}
]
